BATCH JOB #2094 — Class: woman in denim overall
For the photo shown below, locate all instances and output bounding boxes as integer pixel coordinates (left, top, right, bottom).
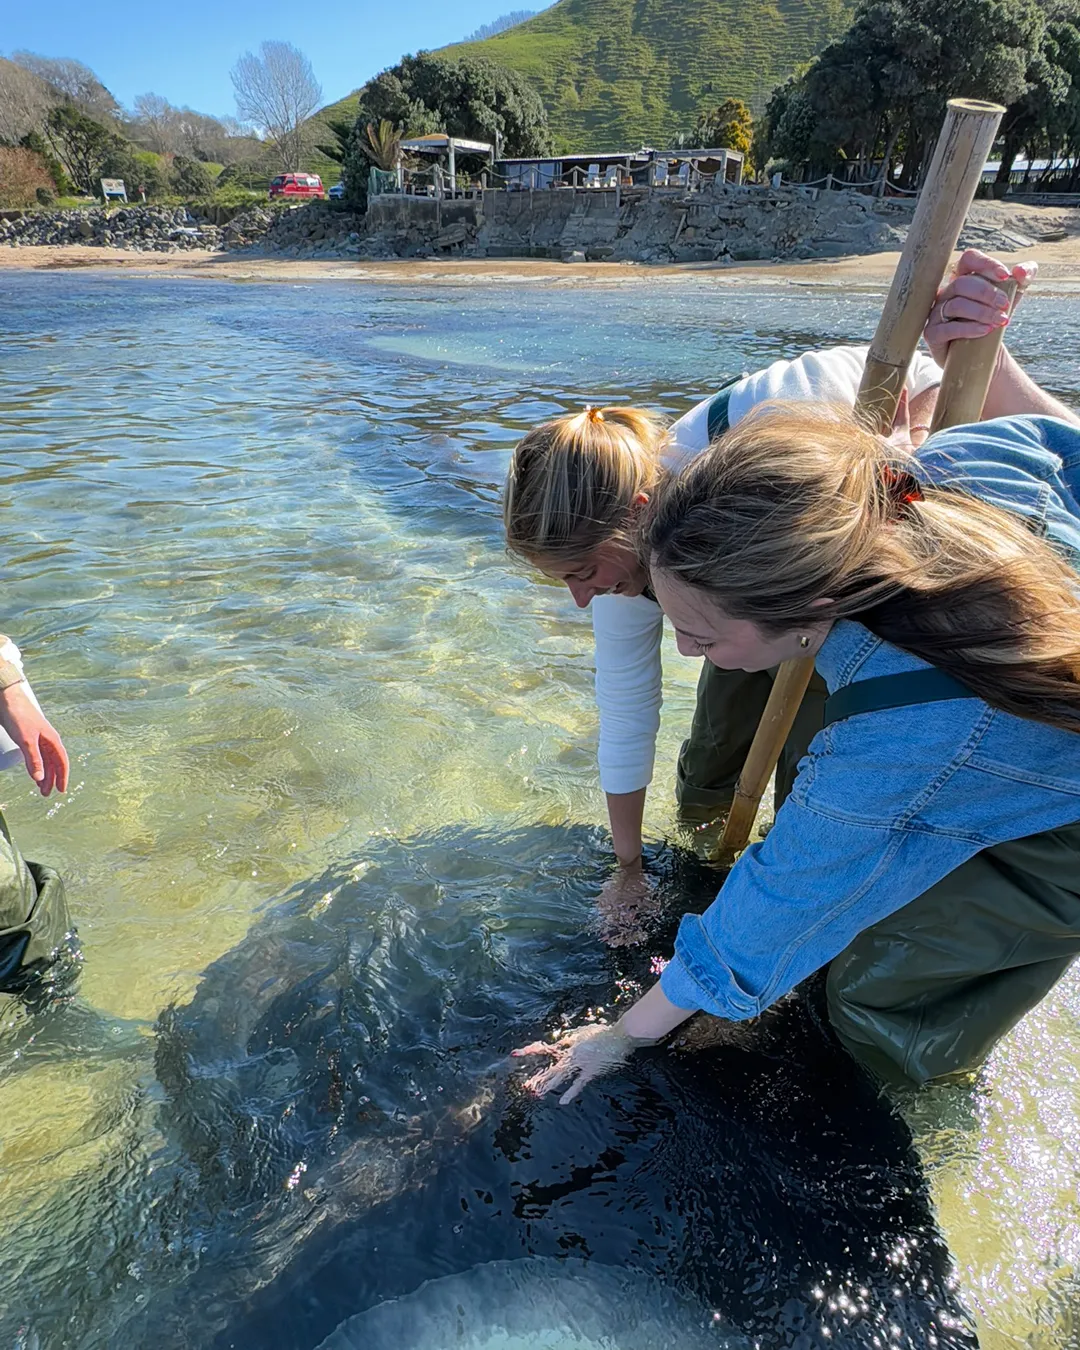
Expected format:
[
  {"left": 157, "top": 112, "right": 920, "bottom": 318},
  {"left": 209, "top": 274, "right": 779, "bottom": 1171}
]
[{"left": 515, "top": 301, "right": 1080, "bottom": 1098}]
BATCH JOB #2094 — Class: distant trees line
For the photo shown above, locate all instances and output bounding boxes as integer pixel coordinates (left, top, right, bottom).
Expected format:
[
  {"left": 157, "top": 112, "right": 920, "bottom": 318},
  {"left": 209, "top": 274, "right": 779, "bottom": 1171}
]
[{"left": 755, "top": 0, "right": 1080, "bottom": 189}]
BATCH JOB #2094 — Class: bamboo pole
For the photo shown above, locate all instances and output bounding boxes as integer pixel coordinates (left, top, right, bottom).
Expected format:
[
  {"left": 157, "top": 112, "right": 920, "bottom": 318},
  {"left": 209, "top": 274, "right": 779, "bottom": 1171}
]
[
  {"left": 856, "top": 99, "right": 1006, "bottom": 434},
  {"left": 713, "top": 98, "right": 1004, "bottom": 866},
  {"left": 929, "top": 278, "right": 1018, "bottom": 432}
]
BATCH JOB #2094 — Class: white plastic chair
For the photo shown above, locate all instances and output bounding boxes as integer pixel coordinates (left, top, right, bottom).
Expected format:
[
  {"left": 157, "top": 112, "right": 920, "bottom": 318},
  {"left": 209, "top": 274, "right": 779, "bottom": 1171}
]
[
  {"left": 651, "top": 158, "right": 669, "bottom": 187},
  {"left": 603, "top": 165, "right": 619, "bottom": 188},
  {"left": 586, "top": 163, "right": 602, "bottom": 188}
]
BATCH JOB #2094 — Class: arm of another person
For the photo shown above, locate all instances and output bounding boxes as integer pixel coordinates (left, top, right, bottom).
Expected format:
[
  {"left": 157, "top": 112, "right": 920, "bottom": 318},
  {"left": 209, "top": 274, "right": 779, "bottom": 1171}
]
[
  {"left": 0, "top": 637, "right": 69, "bottom": 797},
  {"left": 926, "top": 250, "right": 1080, "bottom": 425},
  {"left": 522, "top": 699, "right": 1015, "bottom": 1100},
  {"left": 591, "top": 593, "right": 665, "bottom": 866}
]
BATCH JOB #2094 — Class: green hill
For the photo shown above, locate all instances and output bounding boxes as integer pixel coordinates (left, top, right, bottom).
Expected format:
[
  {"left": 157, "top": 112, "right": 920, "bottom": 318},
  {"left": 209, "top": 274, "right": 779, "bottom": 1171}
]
[{"left": 444, "top": 0, "right": 856, "bottom": 150}]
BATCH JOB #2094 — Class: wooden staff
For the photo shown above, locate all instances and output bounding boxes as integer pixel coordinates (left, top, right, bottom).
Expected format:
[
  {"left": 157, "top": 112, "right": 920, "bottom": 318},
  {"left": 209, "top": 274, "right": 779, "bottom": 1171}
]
[{"left": 713, "top": 98, "right": 1004, "bottom": 866}]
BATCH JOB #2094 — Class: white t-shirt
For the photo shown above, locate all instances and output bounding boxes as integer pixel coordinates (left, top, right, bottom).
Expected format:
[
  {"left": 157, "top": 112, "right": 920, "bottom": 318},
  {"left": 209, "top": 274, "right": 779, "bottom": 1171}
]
[{"left": 591, "top": 344, "right": 943, "bottom": 794}]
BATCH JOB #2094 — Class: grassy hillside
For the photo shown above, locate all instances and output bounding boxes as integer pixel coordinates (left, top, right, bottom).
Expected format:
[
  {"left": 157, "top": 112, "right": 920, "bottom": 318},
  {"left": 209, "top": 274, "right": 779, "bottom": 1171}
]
[
  {"left": 302, "top": 90, "right": 363, "bottom": 181},
  {"left": 443, "top": 0, "right": 856, "bottom": 150}
]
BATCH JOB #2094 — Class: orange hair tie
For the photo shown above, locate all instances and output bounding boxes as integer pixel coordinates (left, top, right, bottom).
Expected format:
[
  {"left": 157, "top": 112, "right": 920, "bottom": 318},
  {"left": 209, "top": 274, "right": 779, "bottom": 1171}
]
[{"left": 584, "top": 405, "right": 605, "bottom": 424}]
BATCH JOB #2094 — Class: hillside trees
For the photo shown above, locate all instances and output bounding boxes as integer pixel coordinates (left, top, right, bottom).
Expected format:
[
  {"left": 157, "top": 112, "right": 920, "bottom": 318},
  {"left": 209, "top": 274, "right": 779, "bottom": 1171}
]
[
  {"left": 760, "top": 0, "right": 1046, "bottom": 183},
  {"left": 40, "top": 105, "right": 125, "bottom": 194},
  {"left": 0, "top": 58, "right": 56, "bottom": 143},
  {"left": 349, "top": 52, "right": 552, "bottom": 159},
  {"left": 691, "top": 98, "right": 753, "bottom": 153}
]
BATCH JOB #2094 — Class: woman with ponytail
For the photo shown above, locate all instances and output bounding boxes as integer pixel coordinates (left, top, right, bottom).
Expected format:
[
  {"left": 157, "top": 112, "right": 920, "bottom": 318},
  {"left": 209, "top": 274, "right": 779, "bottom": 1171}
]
[
  {"left": 505, "top": 251, "right": 1038, "bottom": 939},
  {"left": 515, "top": 357, "right": 1080, "bottom": 1097}
]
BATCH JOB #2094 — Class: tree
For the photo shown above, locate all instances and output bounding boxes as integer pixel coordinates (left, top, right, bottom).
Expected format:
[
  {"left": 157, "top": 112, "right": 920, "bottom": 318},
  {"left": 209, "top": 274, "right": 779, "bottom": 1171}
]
[
  {"left": 760, "top": 0, "right": 1045, "bottom": 185},
  {"left": 351, "top": 51, "right": 551, "bottom": 156},
  {"left": 313, "top": 116, "right": 354, "bottom": 165},
  {"left": 0, "top": 57, "right": 56, "bottom": 144},
  {"left": 170, "top": 154, "right": 216, "bottom": 196},
  {"left": 462, "top": 11, "right": 537, "bottom": 41},
  {"left": 0, "top": 146, "right": 55, "bottom": 208},
  {"left": 360, "top": 119, "right": 403, "bottom": 171},
  {"left": 342, "top": 52, "right": 551, "bottom": 207},
  {"left": 691, "top": 98, "right": 753, "bottom": 154},
  {"left": 10, "top": 52, "right": 119, "bottom": 122},
  {"left": 231, "top": 40, "right": 322, "bottom": 171},
  {"left": 40, "top": 105, "right": 124, "bottom": 194},
  {"left": 130, "top": 92, "right": 179, "bottom": 153}
]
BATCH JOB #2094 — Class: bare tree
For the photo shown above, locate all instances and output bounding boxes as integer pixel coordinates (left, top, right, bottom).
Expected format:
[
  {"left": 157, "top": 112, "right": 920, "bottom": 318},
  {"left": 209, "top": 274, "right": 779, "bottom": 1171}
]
[
  {"left": 130, "top": 92, "right": 178, "bottom": 152},
  {"left": 10, "top": 51, "right": 119, "bottom": 122},
  {"left": 0, "top": 56, "right": 56, "bottom": 143},
  {"left": 230, "top": 40, "right": 322, "bottom": 171}
]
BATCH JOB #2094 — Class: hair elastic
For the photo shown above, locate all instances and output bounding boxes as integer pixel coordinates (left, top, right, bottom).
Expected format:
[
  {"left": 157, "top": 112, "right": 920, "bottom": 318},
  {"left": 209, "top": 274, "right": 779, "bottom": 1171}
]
[{"left": 584, "top": 405, "right": 605, "bottom": 424}]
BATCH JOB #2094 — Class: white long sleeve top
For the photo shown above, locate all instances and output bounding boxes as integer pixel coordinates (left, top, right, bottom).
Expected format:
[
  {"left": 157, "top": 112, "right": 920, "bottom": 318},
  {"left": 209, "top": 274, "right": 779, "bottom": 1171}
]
[
  {"left": 592, "top": 344, "right": 944, "bottom": 794},
  {"left": 0, "top": 638, "right": 41, "bottom": 773}
]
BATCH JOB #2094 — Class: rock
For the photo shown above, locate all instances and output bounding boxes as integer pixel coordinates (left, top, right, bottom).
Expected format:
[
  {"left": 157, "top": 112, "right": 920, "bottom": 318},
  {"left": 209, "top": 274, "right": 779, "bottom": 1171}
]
[
  {"left": 435, "top": 222, "right": 468, "bottom": 248},
  {"left": 561, "top": 248, "right": 587, "bottom": 262},
  {"left": 673, "top": 244, "right": 718, "bottom": 263}
]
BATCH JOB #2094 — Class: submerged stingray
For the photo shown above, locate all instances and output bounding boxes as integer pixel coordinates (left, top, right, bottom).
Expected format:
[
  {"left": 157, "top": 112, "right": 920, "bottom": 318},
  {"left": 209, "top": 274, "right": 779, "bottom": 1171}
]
[{"left": 4, "top": 823, "right": 974, "bottom": 1350}]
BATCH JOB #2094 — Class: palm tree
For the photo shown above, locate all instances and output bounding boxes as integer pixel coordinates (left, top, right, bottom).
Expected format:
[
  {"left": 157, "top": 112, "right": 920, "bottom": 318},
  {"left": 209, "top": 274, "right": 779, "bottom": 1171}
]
[{"left": 361, "top": 119, "right": 402, "bottom": 171}]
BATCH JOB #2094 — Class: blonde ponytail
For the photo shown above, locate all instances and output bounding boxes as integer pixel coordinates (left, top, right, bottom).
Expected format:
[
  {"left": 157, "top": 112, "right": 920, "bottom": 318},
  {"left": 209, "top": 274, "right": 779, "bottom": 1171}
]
[{"left": 504, "top": 406, "right": 667, "bottom": 565}]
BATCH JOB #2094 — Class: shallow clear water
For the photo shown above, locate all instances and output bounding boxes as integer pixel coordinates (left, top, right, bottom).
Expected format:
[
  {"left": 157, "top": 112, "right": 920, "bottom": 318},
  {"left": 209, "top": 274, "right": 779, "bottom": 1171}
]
[{"left": 2, "top": 269, "right": 1080, "bottom": 1349}]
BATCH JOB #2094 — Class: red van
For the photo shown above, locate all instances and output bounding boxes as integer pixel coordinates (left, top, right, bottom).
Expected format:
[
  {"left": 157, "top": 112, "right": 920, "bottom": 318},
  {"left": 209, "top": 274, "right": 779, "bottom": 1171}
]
[{"left": 269, "top": 174, "right": 325, "bottom": 200}]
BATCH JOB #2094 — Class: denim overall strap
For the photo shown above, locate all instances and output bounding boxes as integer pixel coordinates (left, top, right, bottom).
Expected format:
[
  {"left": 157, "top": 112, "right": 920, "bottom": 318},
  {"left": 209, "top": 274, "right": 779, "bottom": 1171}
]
[{"left": 823, "top": 668, "right": 977, "bottom": 729}]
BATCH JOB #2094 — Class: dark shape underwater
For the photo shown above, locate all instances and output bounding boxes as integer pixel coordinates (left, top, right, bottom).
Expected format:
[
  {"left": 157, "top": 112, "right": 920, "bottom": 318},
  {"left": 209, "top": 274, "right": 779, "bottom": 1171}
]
[{"left": 135, "top": 822, "right": 976, "bottom": 1350}]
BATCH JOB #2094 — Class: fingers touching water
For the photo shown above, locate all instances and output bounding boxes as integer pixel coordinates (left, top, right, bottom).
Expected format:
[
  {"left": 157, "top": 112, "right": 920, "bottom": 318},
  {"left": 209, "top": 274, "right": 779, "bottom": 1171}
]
[{"left": 512, "top": 1023, "right": 635, "bottom": 1105}]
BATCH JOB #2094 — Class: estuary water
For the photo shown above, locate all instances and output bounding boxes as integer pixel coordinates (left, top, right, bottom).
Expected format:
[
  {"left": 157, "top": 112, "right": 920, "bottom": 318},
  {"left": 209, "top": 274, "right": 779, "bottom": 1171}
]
[{"left": 2, "top": 267, "right": 1080, "bottom": 1349}]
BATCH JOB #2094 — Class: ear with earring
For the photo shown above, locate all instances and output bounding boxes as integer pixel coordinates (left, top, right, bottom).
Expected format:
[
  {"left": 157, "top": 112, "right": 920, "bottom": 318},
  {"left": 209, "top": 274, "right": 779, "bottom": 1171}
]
[{"left": 799, "top": 635, "right": 810, "bottom": 649}]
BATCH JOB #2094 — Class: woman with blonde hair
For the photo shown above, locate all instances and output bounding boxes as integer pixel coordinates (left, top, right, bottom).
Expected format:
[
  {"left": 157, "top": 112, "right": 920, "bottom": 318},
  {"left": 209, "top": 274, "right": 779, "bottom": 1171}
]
[
  {"left": 516, "top": 372, "right": 1080, "bottom": 1097},
  {"left": 505, "top": 251, "right": 1041, "bottom": 933}
]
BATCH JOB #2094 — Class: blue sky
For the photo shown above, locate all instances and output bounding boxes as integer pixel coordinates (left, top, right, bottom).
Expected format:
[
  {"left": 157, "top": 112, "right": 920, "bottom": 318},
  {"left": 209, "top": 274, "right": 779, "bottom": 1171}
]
[{"left": 2, "top": 1, "right": 531, "bottom": 119}]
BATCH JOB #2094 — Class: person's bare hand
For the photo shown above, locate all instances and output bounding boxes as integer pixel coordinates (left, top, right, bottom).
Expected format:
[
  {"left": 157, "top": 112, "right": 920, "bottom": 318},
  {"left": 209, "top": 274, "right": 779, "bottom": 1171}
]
[
  {"left": 924, "top": 249, "right": 1037, "bottom": 366},
  {"left": 0, "top": 684, "right": 69, "bottom": 796},
  {"left": 512, "top": 1022, "right": 634, "bottom": 1104},
  {"left": 595, "top": 859, "right": 662, "bottom": 947}
]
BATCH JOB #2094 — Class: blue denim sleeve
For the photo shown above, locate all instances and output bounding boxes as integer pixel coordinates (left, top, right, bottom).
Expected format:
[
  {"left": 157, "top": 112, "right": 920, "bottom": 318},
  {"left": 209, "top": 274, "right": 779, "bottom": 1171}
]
[{"left": 658, "top": 796, "right": 980, "bottom": 1021}]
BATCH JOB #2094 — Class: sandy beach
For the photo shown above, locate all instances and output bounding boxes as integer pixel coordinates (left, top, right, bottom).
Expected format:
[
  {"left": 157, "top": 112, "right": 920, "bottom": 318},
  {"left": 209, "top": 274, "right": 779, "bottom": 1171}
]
[
  {"left": 6, "top": 235, "right": 1080, "bottom": 291},
  {"left": 5, "top": 199, "right": 1080, "bottom": 288}
]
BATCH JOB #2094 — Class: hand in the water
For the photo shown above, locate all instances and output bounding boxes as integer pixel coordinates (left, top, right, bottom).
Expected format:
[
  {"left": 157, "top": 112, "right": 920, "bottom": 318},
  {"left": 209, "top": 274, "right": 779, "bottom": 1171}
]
[
  {"left": 595, "top": 860, "right": 662, "bottom": 947},
  {"left": 513, "top": 1022, "right": 635, "bottom": 1104}
]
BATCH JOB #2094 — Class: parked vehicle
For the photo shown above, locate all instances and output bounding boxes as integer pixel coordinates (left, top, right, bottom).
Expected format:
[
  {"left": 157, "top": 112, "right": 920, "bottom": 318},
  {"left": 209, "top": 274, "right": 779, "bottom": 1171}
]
[
  {"left": 269, "top": 174, "right": 325, "bottom": 200},
  {"left": 328, "top": 182, "right": 345, "bottom": 200}
]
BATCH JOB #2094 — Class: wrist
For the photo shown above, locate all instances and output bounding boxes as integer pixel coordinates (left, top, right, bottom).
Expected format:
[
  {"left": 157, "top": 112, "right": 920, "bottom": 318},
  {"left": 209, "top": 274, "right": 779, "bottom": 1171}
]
[{"left": 0, "top": 665, "right": 25, "bottom": 694}]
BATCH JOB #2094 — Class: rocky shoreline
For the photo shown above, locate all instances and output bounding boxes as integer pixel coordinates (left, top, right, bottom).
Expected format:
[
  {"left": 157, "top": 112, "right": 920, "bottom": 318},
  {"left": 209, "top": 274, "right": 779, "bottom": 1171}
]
[{"left": 0, "top": 190, "right": 1072, "bottom": 267}]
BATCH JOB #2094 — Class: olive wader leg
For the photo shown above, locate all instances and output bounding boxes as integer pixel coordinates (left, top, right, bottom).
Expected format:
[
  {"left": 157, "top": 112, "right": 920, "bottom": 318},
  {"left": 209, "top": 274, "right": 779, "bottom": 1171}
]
[
  {"left": 675, "top": 660, "right": 828, "bottom": 820},
  {"left": 0, "top": 807, "right": 75, "bottom": 1004},
  {"left": 827, "top": 822, "right": 1080, "bottom": 1086}
]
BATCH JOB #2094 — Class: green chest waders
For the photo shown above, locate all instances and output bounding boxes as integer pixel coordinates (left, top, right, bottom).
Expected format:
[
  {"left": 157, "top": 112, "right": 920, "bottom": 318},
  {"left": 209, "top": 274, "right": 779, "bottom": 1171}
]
[
  {"left": 819, "top": 672, "right": 1080, "bottom": 1085},
  {"left": 0, "top": 810, "right": 77, "bottom": 1008}
]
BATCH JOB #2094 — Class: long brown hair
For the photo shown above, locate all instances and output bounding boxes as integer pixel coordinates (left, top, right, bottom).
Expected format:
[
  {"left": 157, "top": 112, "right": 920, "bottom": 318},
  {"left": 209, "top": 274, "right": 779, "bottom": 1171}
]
[
  {"left": 504, "top": 405, "right": 667, "bottom": 564},
  {"left": 644, "top": 404, "right": 1080, "bottom": 732}
]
